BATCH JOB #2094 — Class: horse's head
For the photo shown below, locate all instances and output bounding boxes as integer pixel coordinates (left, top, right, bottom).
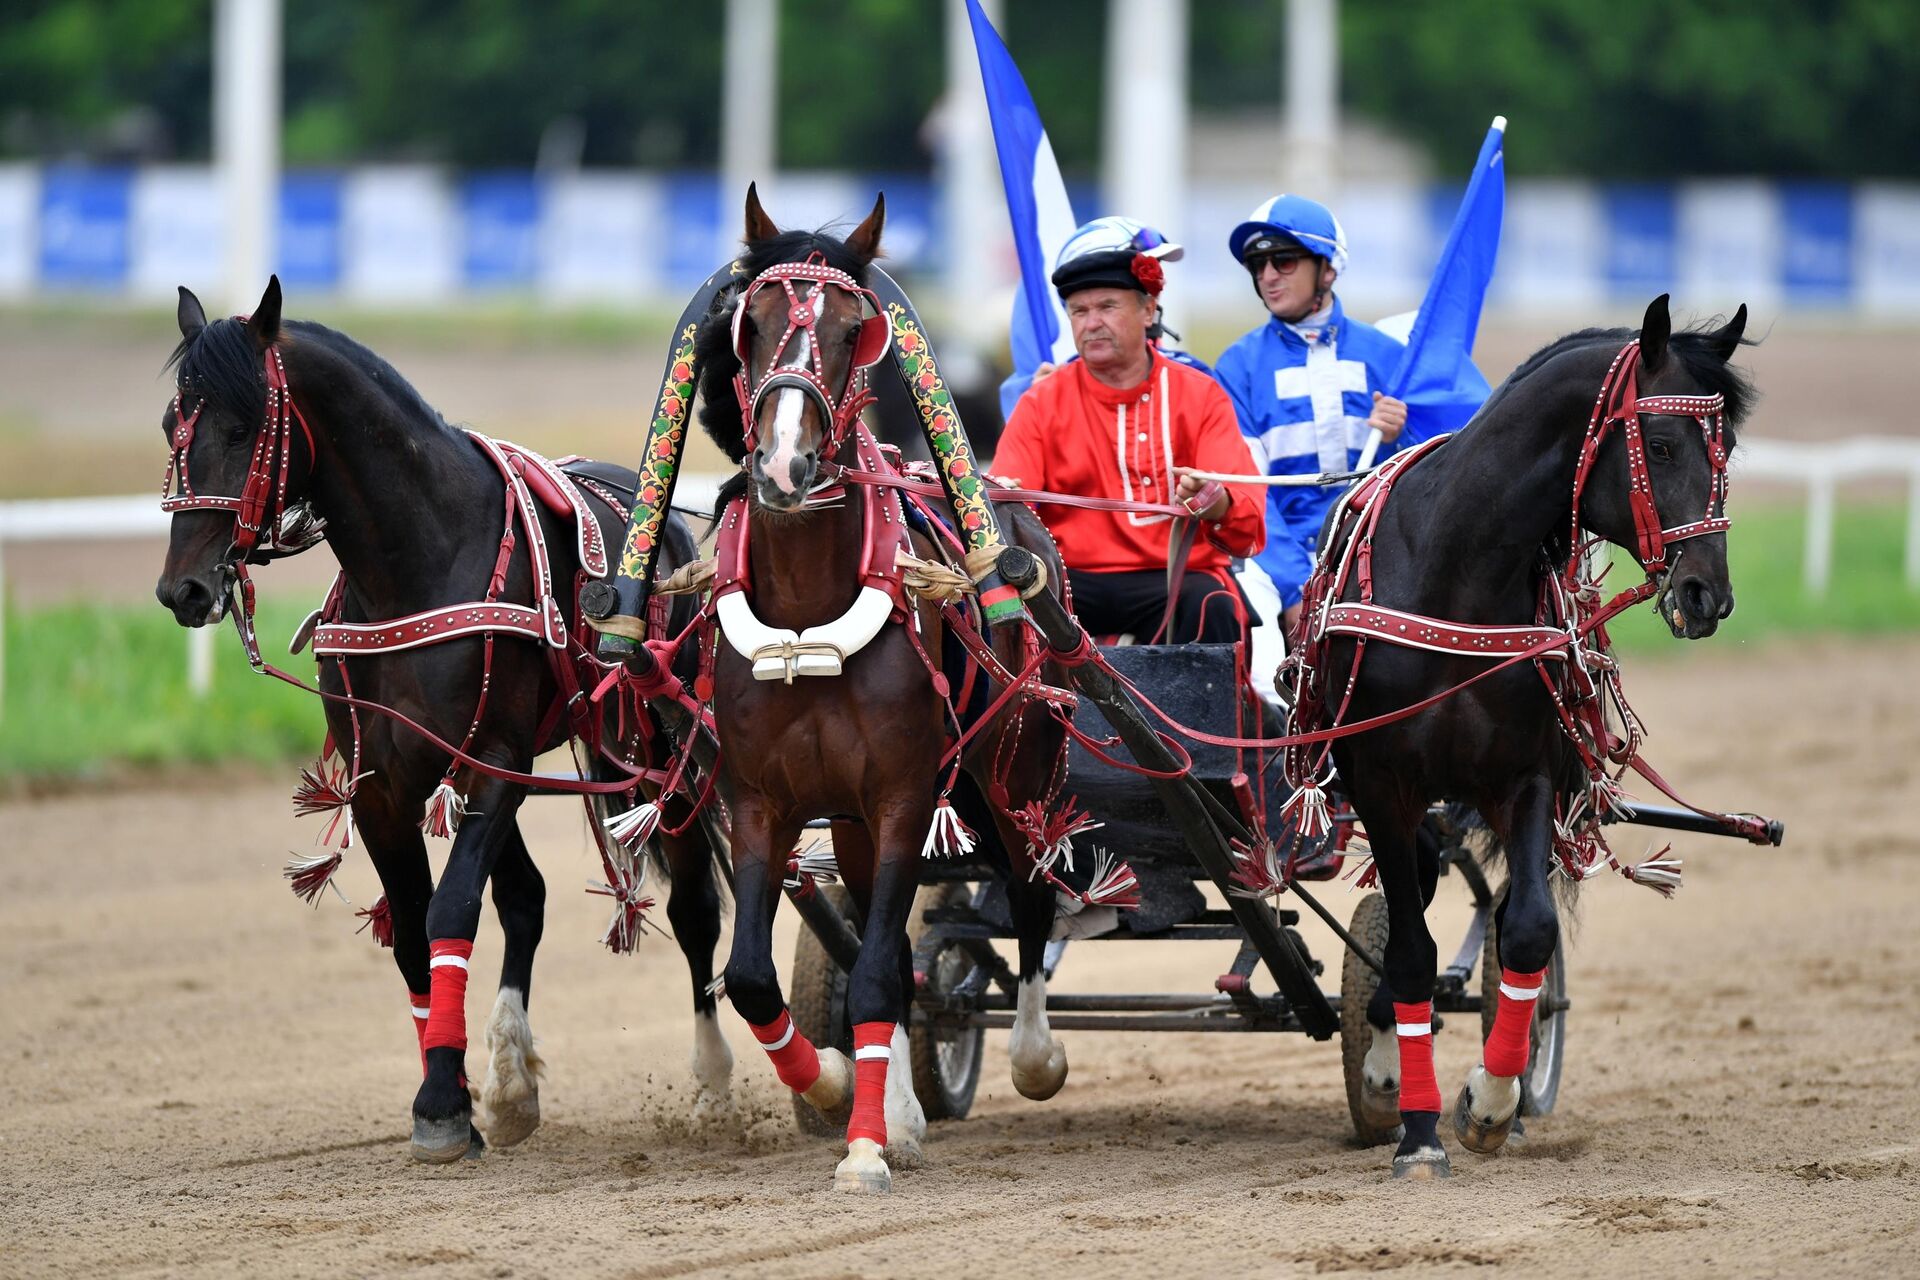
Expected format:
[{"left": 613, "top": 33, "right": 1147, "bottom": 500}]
[
  {"left": 720, "top": 184, "right": 890, "bottom": 513},
  {"left": 155, "top": 276, "right": 313, "bottom": 626},
  {"left": 1579, "top": 294, "right": 1753, "bottom": 639}
]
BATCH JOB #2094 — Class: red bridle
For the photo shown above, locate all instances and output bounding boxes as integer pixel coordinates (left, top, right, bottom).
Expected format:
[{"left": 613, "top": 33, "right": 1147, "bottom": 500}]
[
  {"left": 160, "top": 343, "right": 317, "bottom": 560},
  {"left": 1570, "top": 340, "right": 1731, "bottom": 573},
  {"left": 731, "top": 256, "right": 890, "bottom": 457}
]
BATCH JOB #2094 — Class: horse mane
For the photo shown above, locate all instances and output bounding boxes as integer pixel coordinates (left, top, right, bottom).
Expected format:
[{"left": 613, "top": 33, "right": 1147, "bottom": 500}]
[
  {"left": 1499, "top": 319, "right": 1759, "bottom": 430},
  {"left": 167, "top": 316, "right": 456, "bottom": 442},
  {"left": 695, "top": 227, "right": 876, "bottom": 465}
]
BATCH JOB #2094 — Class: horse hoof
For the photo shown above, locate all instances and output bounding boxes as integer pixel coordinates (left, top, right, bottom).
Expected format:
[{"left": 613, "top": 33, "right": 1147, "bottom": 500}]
[
  {"left": 885, "top": 1134, "right": 926, "bottom": 1171},
  {"left": 1359, "top": 1079, "right": 1403, "bottom": 1132},
  {"left": 832, "top": 1138, "right": 892, "bottom": 1194},
  {"left": 1453, "top": 1083, "right": 1517, "bottom": 1155},
  {"left": 802, "top": 1048, "right": 854, "bottom": 1115},
  {"left": 410, "top": 1114, "right": 474, "bottom": 1164},
  {"left": 482, "top": 1093, "right": 540, "bottom": 1149},
  {"left": 1011, "top": 1041, "right": 1069, "bottom": 1101},
  {"left": 1392, "top": 1146, "right": 1452, "bottom": 1180},
  {"left": 691, "top": 1087, "right": 738, "bottom": 1130},
  {"left": 463, "top": 1124, "right": 487, "bottom": 1160}
]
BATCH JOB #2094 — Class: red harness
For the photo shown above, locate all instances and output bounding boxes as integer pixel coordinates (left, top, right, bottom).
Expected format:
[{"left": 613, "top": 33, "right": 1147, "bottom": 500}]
[
  {"left": 1281, "top": 339, "right": 1740, "bottom": 888},
  {"left": 731, "top": 256, "right": 891, "bottom": 457}
]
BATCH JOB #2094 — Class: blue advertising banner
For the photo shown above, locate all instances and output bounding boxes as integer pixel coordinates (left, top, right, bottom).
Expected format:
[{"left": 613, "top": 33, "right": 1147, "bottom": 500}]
[
  {"left": 1779, "top": 183, "right": 1851, "bottom": 303},
  {"left": 462, "top": 173, "right": 540, "bottom": 288},
  {"left": 278, "top": 172, "right": 342, "bottom": 290},
  {"left": 1603, "top": 185, "right": 1675, "bottom": 296},
  {"left": 39, "top": 167, "right": 130, "bottom": 289}
]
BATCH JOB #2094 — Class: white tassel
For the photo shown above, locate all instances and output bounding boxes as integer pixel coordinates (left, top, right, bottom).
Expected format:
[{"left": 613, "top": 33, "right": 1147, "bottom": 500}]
[
  {"left": 1283, "top": 780, "right": 1333, "bottom": 841},
  {"left": 1623, "top": 851, "right": 1683, "bottom": 897},
  {"left": 604, "top": 800, "right": 661, "bottom": 849},
  {"left": 420, "top": 780, "right": 466, "bottom": 839},
  {"left": 784, "top": 839, "right": 840, "bottom": 890},
  {"left": 921, "top": 798, "right": 976, "bottom": 859},
  {"left": 704, "top": 973, "right": 728, "bottom": 1002},
  {"left": 1082, "top": 847, "right": 1140, "bottom": 908}
]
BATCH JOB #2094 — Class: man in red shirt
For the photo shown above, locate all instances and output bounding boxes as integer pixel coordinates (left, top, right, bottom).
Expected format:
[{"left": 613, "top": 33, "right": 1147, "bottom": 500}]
[{"left": 991, "top": 225, "right": 1265, "bottom": 643}]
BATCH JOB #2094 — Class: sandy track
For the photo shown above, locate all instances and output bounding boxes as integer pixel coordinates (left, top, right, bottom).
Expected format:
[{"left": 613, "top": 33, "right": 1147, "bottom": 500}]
[{"left": 2, "top": 639, "right": 1916, "bottom": 1278}]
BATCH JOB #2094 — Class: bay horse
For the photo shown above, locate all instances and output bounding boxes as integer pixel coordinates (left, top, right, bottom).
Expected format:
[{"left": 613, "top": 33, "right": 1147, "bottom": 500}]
[
  {"left": 1300, "top": 296, "right": 1753, "bottom": 1178},
  {"left": 691, "top": 188, "right": 1081, "bottom": 1193},
  {"left": 153, "top": 279, "right": 733, "bottom": 1162}
]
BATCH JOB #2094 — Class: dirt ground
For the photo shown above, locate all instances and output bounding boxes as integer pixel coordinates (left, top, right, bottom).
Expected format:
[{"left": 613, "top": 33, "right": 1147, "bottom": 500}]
[{"left": 2, "top": 637, "right": 1915, "bottom": 1278}]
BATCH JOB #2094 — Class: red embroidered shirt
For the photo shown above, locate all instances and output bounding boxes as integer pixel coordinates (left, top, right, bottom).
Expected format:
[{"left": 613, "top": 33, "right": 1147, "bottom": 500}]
[{"left": 991, "top": 351, "right": 1265, "bottom": 575}]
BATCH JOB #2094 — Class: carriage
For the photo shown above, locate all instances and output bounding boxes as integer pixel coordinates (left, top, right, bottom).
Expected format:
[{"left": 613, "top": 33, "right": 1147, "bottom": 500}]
[{"left": 154, "top": 188, "right": 1783, "bottom": 1189}]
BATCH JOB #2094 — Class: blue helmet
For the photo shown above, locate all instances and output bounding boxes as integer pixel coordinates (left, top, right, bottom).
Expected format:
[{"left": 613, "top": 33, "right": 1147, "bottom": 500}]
[{"left": 1229, "top": 195, "right": 1348, "bottom": 276}]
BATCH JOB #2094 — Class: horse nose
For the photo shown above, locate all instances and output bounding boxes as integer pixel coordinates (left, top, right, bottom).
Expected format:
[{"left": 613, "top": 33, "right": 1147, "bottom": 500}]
[
  {"left": 1679, "top": 577, "right": 1731, "bottom": 623},
  {"left": 787, "top": 450, "right": 815, "bottom": 493},
  {"left": 163, "top": 576, "right": 215, "bottom": 624}
]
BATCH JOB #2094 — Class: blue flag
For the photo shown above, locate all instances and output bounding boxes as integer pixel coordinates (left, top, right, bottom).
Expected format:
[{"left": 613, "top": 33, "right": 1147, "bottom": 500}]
[
  {"left": 1390, "top": 117, "right": 1505, "bottom": 437},
  {"left": 964, "top": 0, "right": 1079, "bottom": 420}
]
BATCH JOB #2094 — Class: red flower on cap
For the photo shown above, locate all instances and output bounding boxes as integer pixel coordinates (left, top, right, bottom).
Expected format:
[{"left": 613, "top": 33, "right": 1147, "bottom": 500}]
[{"left": 1130, "top": 252, "right": 1165, "bottom": 295}]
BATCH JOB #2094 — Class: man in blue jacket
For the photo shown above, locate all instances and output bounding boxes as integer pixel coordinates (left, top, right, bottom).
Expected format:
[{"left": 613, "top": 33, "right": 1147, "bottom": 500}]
[{"left": 1213, "top": 195, "right": 1420, "bottom": 632}]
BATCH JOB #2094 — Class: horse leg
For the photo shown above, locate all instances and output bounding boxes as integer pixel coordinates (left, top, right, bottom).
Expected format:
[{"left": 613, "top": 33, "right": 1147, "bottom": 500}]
[
  {"left": 1350, "top": 788, "right": 1448, "bottom": 1180},
  {"left": 831, "top": 821, "right": 926, "bottom": 1169},
  {"left": 477, "top": 823, "right": 545, "bottom": 1148},
  {"left": 1455, "top": 774, "right": 1556, "bottom": 1155},
  {"left": 411, "top": 777, "right": 529, "bottom": 1163},
  {"left": 660, "top": 818, "right": 734, "bottom": 1126},
  {"left": 352, "top": 783, "right": 439, "bottom": 1087},
  {"left": 1002, "top": 858, "right": 1068, "bottom": 1101},
  {"left": 1359, "top": 819, "right": 1446, "bottom": 1130},
  {"left": 724, "top": 801, "right": 853, "bottom": 1120},
  {"left": 828, "top": 805, "right": 929, "bottom": 1194}
]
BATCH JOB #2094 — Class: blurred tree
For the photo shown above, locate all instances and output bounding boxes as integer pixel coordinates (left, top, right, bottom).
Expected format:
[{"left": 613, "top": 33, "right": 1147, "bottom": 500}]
[{"left": 2, "top": 0, "right": 1918, "bottom": 179}]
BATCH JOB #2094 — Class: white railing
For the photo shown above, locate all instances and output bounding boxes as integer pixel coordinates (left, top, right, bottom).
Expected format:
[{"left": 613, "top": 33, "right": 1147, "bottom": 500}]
[
  {"left": 0, "top": 452, "right": 1913, "bottom": 714},
  {"left": 1734, "top": 437, "right": 1920, "bottom": 594},
  {"left": 0, "top": 475, "right": 728, "bottom": 719}
]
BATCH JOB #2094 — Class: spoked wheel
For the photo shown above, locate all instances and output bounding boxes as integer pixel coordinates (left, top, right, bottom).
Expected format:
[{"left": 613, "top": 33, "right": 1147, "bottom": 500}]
[
  {"left": 789, "top": 883, "right": 855, "bottom": 1137},
  {"left": 1480, "top": 907, "right": 1567, "bottom": 1116},
  {"left": 1339, "top": 892, "right": 1403, "bottom": 1146},
  {"left": 907, "top": 882, "right": 986, "bottom": 1121}
]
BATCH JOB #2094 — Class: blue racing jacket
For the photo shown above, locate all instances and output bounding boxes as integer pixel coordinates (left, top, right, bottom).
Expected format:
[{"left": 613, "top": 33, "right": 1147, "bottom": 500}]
[{"left": 1214, "top": 298, "right": 1434, "bottom": 606}]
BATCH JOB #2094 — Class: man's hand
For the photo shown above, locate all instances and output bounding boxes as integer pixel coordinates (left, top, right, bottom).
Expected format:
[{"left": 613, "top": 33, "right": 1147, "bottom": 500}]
[
  {"left": 1032, "top": 361, "right": 1057, "bottom": 382},
  {"left": 1368, "top": 390, "right": 1408, "bottom": 443},
  {"left": 1174, "top": 469, "right": 1230, "bottom": 521}
]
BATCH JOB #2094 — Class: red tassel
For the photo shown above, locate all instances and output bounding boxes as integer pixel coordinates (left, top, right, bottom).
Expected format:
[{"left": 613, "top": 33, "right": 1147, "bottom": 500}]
[
  {"left": 1009, "top": 795, "right": 1102, "bottom": 876},
  {"left": 293, "top": 755, "right": 362, "bottom": 847},
  {"left": 588, "top": 857, "right": 655, "bottom": 954},
  {"left": 284, "top": 850, "right": 343, "bottom": 906},
  {"left": 355, "top": 895, "right": 394, "bottom": 947},
  {"left": 420, "top": 779, "right": 467, "bottom": 839}
]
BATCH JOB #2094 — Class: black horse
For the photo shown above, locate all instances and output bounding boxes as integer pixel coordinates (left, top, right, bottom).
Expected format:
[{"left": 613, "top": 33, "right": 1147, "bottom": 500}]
[
  {"left": 1315, "top": 296, "right": 1753, "bottom": 1178},
  {"left": 154, "top": 280, "right": 733, "bottom": 1162}
]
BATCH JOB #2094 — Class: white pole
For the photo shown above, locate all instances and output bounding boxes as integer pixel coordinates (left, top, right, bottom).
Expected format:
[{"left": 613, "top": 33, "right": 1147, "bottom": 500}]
[
  {"left": 1104, "top": 0, "right": 1188, "bottom": 232},
  {"left": 942, "top": 0, "right": 1002, "bottom": 388},
  {"left": 1804, "top": 470, "right": 1834, "bottom": 597},
  {"left": 1907, "top": 466, "right": 1920, "bottom": 590},
  {"left": 1284, "top": 0, "right": 1339, "bottom": 197},
  {"left": 212, "top": 0, "right": 278, "bottom": 699},
  {"left": 721, "top": 0, "right": 778, "bottom": 266}
]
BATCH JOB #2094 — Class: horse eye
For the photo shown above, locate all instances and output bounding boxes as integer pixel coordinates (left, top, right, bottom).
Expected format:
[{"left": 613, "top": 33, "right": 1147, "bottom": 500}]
[{"left": 1648, "top": 439, "right": 1674, "bottom": 462}]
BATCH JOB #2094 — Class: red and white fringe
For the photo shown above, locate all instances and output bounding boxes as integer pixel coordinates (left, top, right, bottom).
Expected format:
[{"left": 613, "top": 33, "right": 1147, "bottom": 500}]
[
  {"left": 1010, "top": 796, "right": 1102, "bottom": 877},
  {"left": 420, "top": 777, "right": 467, "bottom": 839},
  {"left": 283, "top": 850, "right": 345, "bottom": 906},
  {"left": 1279, "top": 770, "right": 1334, "bottom": 841},
  {"left": 604, "top": 800, "right": 661, "bottom": 850},
  {"left": 784, "top": 839, "right": 841, "bottom": 893},
  {"left": 1228, "top": 836, "right": 1285, "bottom": 899},
  {"left": 355, "top": 895, "right": 394, "bottom": 947},
  {"left": 587, "top": 855, "right": 655, "bottom": 954},
  {"left": 1622, "top": 847, "right": 1683, "bottom": 897},
  {"left": 921, "top": 797, "right": 976, "bottom": 859}
]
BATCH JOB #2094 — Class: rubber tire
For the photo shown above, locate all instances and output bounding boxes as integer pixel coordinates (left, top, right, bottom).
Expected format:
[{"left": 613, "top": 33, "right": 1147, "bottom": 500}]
[
  {"left": 1339, "top": 891, "right": 1402, "bottom": 1146},
  {"left": 789, "top": 884, "right": 856, "bottom": 1137},
  {"left": 906, "top": 882, "right": 986, "bottom": 1121},
  {"left": 1480, "top": 906, "right": 1567, "bottom": 1116}
]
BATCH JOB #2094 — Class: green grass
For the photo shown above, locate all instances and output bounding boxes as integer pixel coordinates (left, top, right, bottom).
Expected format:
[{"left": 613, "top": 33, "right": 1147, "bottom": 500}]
[
  {"left": 1605, "top": 500, "right": 1920, "bottom": 651},
  {"left": 1, "top": 502, "right": 1913, "bottom": 779},
  {"left": 0, "top": 600, "right": 321, "bottom": 780}
]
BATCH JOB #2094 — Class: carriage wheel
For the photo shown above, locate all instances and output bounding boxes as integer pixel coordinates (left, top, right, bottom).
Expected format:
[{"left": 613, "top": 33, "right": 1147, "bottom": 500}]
[
  {"left": 788, "top": 884, "right": 855, "bottom": 1137},
  {"left": 907, "top": 882, "right": 986, "bottom": 1121},
  {"left": 1479, "top": 907, "right": 1567, "bottom": 1116},
  {"left": 1339, "top": 892, "right": 1403, "bottom": 1146}
]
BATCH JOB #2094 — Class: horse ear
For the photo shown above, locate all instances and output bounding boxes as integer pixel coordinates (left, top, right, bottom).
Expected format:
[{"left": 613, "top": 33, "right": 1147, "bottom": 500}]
[
  {"left": 1705, "top": 303, "right": 1748, "bottom": 362},
  {"left": 744, "top": 182, "right": 779, "bottom": 243},
  {"left": 247, "top": 275, "right": 283, "bottom": 351},
  {"left": 176, "top": 286, "right": 207, "bottom": 341},
  {"left": 844, "top": 191, "right": 886, "bottom": 262},
  {"left": 1639, "top": 293, "right": 1671, "bottom": 371}
]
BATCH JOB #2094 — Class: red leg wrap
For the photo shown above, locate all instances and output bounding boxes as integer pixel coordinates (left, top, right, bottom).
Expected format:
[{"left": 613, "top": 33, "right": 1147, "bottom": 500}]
[
  {"left": 409, "top": 991, "right": 432, "bottom": 1076},
  {"left": 1483, "top": 967, "right": 1546, "bottom": 1078},
  {"left": 423, "top": 939, "right": 473, "bottom": 1053},
  {"left": 749, "top": 1009, "right": 822, "bottom": 1094},
  {"left": 1394, "top": 1000, "right": 1441, "bottom": 1113},
  {"left": 847, "top": 1021, "right": 894, "bottom": 1148}
]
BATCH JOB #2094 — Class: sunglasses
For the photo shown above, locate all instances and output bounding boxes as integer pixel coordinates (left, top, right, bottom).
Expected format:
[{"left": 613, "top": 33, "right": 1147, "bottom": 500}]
[{"left": 1245, "top": 250, "right": 1312, "bottom": 276}]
